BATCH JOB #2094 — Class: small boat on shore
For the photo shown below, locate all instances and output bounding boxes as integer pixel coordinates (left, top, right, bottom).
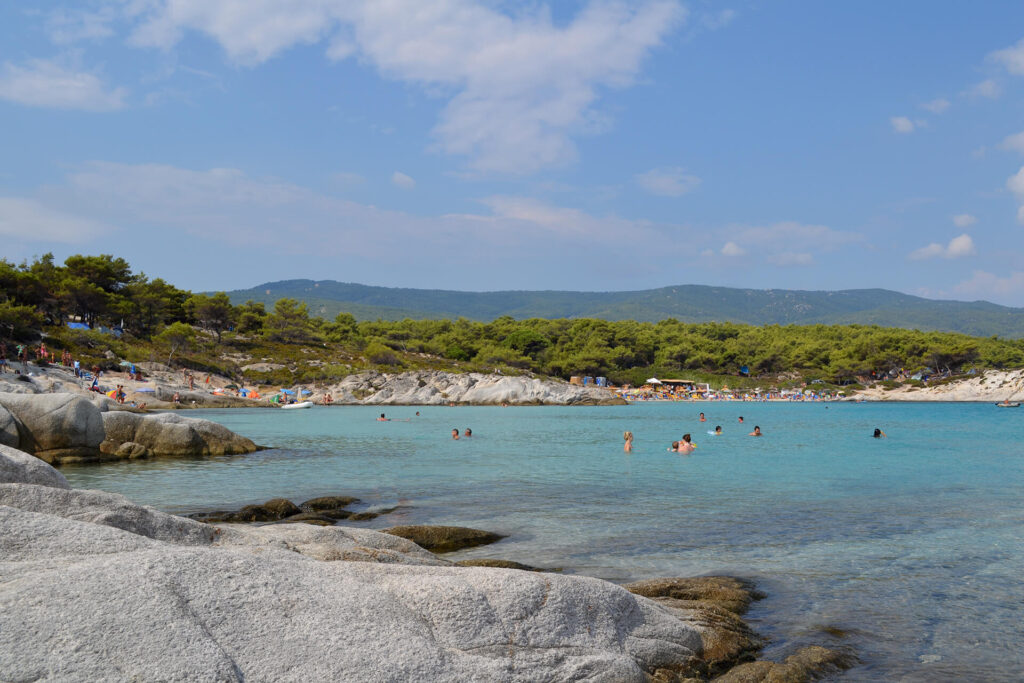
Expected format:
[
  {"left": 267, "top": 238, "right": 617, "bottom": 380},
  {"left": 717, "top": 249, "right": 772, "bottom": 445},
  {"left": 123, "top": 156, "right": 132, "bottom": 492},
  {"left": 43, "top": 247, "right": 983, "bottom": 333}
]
[{"left": 280, "top": 401, "right": 314, "bottom": 410}]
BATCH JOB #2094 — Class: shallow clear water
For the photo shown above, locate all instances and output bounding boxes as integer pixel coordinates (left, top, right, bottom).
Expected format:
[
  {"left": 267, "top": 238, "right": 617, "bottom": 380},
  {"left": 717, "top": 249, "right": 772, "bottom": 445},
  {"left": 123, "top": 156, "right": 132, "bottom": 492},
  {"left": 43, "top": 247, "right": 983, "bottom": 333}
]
[{"left": 61, "top": 402, "right": 1024, "bottom": 680}]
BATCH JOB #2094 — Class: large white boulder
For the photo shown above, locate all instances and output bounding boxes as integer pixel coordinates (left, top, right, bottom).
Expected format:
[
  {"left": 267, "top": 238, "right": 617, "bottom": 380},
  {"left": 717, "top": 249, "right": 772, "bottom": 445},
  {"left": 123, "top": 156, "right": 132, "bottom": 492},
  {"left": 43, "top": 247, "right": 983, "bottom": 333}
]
[
  {"left": 100, "top": 411, "right": 258, "bottom": 458},
  {"left": 0, "top": 444, "right": 70, "bottom": 489},
  {"left": 0, "top": 393, "right": 105, "bottom": 462},
  {"left": 0, "top": 485, "right": 708, "bottom": 681}
]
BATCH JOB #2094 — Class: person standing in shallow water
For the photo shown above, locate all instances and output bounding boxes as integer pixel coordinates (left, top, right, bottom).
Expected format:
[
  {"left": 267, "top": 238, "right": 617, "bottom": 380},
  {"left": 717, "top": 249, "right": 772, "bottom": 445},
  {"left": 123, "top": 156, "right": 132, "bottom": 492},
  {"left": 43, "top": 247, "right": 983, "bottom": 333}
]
[
  {"left": 623, "top": 431, "right": 633, "bottom": 452},
  {"left": 748, "top": 426, "right": 762, "bottom": 436}
]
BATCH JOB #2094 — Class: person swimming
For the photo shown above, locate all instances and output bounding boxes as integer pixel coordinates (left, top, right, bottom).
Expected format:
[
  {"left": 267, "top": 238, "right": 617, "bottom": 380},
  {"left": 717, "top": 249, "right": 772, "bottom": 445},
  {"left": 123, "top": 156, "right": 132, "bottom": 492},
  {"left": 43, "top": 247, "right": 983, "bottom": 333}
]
[
  {"left": 377, "top": 413, "right": 390, "bottom": 422},
  {"left": 699, "top": 412, "right": 706, "bottom": 422},
  {"left": 623, "top": 431, "right": 633, "bottom": 453},
  {"left": 677, "top": 433, "right": 696, "bottom": 454},
  {"left": 451, "top": 428, "right": 460, "bottom": 440},
  {"left": 873, "top": 428, "right": 886, "bottom": 438},
  {"left": 464, "top": 428, "right": 472, "bottom": 437},
  {"left": 738, "top": 416, "right": 744, "bottom": 423},
  {"left": 713, "top": 425, "right": 723, "bottom": 435},
  {"left": 749, "top": 426, "right": 762, "bottom": 436}
]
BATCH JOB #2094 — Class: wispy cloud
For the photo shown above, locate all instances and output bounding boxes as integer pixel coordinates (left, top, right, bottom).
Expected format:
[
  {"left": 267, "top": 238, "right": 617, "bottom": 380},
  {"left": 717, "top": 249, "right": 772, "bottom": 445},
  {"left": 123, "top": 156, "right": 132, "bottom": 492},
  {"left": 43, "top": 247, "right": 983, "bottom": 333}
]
[
  {"left": 391, "top": 171, "right": 416, "bottom": 190},
  {"left": 964, "top": 78, "right": 1001, "bottom": 100},
  {"left": 718, "top": 221, "right": 861, "bottom": 267},
  {"left": 635, "top": 167, "right": 701, "bottom": 197},
  {"left": 1008, "top": 166, "right": 1024, "bottom": 225},
  {"left": 890, "top": 116, "right": 915, "bottom": 134},
  {"left": 954, "top": 270, "right": 1024, "bottom": 303},
  {"left": 0, "top": 197, "right": 109, "bottom": 242},
  {"left": 1001, "top": 131, "right": 1024, "bottom": 154},
  {"left": 952, "top": 213, "right": 977, "bottom": 228},
  {"left": 909, "top": 233, "right": 975, "bottom": 260},
  {"left": 118, "top": 0, "right": 686, "bottom": 174},
  {"left": 989, "top": 37, "right": 1024, "bottom": 75},
  {"left": 0, "top": 58, "right": 126, "bottom": 111},
  {"left": 921, "top": 98, "right": 950, "bottom": 114}
]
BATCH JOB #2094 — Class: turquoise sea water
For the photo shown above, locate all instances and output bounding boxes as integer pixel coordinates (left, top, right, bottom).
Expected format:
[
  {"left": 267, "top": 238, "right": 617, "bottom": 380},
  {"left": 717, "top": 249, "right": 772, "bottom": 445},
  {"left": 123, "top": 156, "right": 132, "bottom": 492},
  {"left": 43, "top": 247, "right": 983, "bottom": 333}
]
[{"left": 61, "top": 403, "right": 1024, "bottom": 680}]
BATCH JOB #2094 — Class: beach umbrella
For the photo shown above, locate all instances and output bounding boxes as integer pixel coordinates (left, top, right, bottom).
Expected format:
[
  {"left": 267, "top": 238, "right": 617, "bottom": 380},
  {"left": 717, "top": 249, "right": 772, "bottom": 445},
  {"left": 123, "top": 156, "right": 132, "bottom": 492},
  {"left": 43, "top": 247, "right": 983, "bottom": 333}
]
[
  {"left": 280, "top": 389, "right": 295, "bottom": 395},
  {"left": 225, "top": 384, "right": 239, "bottom": 390},
  {"left": 300, "top": 389, "right": 312, "bottom": 395},
  {"left": 645, "top": 378, "right": 662, "bottom": 385}
]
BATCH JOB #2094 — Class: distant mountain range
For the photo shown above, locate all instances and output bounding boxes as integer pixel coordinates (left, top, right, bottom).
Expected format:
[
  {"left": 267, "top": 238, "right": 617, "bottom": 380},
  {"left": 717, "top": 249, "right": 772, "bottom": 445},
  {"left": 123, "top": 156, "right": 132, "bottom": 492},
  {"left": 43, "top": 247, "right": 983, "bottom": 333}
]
[{"left": 222, "top": 280, "right": 1024, "bottom": 337}]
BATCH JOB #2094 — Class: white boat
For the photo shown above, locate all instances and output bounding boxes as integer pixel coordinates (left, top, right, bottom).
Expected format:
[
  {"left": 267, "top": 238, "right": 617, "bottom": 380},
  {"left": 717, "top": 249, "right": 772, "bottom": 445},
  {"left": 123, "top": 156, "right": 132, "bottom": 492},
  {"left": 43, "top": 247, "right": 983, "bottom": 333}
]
[
  {"left": 996, "top": 401, "right": 1020, "bottom": 408},
  {"left": 280, "top": 401, "right": 314, "bottom": 410}
]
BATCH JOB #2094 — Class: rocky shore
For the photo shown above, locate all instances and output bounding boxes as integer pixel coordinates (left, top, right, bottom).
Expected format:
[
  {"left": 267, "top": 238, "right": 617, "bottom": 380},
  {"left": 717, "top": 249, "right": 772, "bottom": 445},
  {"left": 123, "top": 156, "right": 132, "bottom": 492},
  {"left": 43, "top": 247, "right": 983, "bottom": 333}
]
[
  {"left": 0, "top": 364, "right": 623, "bottom": 408},
  {"left": 851, "top": 368, "right": 1024, "bottom": 402},
  {"left": 0, "top": 443, "right": 854, "bottom": 681}
]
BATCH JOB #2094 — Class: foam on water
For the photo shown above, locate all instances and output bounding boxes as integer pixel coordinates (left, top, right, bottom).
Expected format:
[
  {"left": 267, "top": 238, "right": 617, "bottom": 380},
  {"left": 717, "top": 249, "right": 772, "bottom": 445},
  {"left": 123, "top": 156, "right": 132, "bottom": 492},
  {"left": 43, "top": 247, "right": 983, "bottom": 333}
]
[{"left": 61, "top": 402, "right": 1024, "bottom": 679}]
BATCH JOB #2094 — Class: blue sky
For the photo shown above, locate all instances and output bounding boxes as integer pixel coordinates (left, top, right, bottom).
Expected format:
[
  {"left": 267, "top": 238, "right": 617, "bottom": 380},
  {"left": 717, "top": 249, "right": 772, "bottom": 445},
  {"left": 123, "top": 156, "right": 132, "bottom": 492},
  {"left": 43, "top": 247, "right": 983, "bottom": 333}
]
[{"left": 3, "top": 1, "right": 1024, "bottom": 305}]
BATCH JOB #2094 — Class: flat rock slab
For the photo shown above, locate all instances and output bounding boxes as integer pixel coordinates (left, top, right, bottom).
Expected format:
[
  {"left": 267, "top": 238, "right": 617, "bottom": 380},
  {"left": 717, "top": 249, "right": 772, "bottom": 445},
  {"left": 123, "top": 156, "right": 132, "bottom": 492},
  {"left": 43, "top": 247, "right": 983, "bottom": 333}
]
[
  {"left": 625, "top": 577, "right": 766, "bottom": 615},
  {"left": 712, "top": 645, "right": 855, "bottom": 683},
  {"left": 383, "top": 525, "right": 506, "bottom": 553}
]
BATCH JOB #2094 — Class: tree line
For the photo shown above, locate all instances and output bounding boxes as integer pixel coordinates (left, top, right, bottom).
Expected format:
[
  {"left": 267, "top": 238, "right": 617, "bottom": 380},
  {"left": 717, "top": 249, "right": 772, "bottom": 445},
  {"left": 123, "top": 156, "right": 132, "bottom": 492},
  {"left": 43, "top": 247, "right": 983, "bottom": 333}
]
[{"left": 3, "top": 253, "right": 1023, "bottom": 384}]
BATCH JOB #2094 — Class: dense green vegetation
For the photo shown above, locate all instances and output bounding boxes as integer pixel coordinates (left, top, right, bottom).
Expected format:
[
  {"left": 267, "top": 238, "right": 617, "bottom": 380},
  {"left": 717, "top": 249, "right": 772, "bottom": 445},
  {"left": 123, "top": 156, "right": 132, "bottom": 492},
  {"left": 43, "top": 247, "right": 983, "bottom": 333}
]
[
  {"left": 4, "top": 254, "right": 1024, "bottom": 389},
  {"left": 224, "top": 279, "right": 1024, "bottom": 338}
]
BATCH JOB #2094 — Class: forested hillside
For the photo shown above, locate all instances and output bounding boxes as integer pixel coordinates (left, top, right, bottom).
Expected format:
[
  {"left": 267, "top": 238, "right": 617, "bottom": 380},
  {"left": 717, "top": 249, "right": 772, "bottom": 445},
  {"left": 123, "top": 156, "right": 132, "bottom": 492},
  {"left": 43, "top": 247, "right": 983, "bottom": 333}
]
[
  {"left": 3, "top": 254, "right": 1024, "bottom": 388},
  {"left": 224, "top": 280, "right": 1024, "bottom": 338}
]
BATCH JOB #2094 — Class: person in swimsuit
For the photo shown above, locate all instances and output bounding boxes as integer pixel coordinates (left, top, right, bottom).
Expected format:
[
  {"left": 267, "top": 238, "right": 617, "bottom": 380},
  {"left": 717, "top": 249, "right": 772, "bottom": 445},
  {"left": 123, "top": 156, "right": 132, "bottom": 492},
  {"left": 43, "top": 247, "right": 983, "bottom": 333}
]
[
  {"left": 623, "top": 431, "right": 633, "bottom": 452},
  {"left": 677, "top": 433, "right": 696, "bottom": 454},
  {"left": 451, "top": 428, "right": 460, "bottom": 440},
  {"left": 464, "top": 428, "right": 472, "bottom": 437},
  {"left": 713, "top": 425, "right": 723, "bottom": 435},
  {"left": 377, "top": 413, "right": 390, "bottom": 421},
  {"left": 873, "top": 428, "right": 886, "bottom": 438},
  {"left": 749, "top": 426, "right": 762, "bottom": 436},
  {"left": 699, "top": 412, "right": 706, "bottom": 422}
]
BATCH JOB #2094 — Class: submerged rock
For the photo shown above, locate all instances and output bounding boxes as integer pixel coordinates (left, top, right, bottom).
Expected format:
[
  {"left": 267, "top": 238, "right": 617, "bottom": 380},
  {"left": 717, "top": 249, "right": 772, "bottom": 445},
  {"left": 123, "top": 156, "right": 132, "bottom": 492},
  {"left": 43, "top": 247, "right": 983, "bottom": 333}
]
[
  {"left": 624, "top": 576, "right": 766, "bottom": 615},
  {"left": 382, "top": 525, "right": 506, "bottom": 553},
  {"left": 454, "top": 558, "right": 552, "bottom": 572},
  {"left": 712, "top": 645, "right": 855, "bottom": 682}
]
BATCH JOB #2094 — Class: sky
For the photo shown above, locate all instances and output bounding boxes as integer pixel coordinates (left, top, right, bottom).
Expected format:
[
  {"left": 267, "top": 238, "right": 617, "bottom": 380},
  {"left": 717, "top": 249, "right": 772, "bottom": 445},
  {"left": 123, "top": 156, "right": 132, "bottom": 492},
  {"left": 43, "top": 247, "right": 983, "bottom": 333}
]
[{"left": 2, "top": 2, "right": 1024, "bottom": 305}]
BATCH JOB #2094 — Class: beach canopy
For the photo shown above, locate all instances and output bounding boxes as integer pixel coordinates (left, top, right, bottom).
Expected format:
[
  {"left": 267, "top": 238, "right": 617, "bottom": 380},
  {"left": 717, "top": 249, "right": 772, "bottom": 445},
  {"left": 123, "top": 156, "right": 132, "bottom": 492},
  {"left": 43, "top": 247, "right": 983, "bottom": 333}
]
[
  {"left": 300, "top": 389, "right": 312, "bottom": 395},
  {"left": 225, "top": 384, "right": 239, "bottom": 390},
  {"left": 134, "top": 387, "right": 155, "bottom": 393},
  {"left": 280, "top": 389, "right": 295, "bottom": 395},
  {"left": 645, "top": 378, "right": 662, "bottom": 385}
]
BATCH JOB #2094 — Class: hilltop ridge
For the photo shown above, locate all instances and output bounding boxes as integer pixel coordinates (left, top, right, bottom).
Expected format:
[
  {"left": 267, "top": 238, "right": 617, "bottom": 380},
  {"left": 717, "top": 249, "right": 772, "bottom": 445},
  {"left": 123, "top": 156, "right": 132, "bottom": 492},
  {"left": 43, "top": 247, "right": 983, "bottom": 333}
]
[{"left": 222, "top": 280, "right": 1024, "bottom": 337}]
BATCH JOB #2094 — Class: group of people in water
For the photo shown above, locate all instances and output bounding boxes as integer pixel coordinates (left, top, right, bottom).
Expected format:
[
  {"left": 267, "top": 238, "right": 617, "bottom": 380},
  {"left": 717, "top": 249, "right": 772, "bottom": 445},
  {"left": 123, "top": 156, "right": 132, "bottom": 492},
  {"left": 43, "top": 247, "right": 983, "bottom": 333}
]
[{"left": 623, "top": 411, "right": 886, "bottom": 453}]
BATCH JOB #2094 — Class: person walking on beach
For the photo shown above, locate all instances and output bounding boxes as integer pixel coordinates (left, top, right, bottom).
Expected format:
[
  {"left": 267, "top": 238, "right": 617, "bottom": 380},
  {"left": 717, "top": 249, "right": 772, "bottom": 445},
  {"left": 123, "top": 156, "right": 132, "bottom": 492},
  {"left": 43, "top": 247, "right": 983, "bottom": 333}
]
[
  {"left": 749, "top": 426, "right": 762, "bottom": 436},
  {"left": 451, "top": 428, "right": 460, "bottom": 440},
  {"left": 623, "top": 431, "right": 633, "bottom": 452}
]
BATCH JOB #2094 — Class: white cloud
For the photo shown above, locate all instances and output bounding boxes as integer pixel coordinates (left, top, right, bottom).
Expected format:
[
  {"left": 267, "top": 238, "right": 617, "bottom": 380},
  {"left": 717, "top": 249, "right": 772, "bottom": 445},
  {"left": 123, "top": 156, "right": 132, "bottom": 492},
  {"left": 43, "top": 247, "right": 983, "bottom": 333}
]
[
  {"left": 1001, "top": 131, "right": 1024, "bottom": 154},
  {"left": 921, "top": 98, "right": 950, "bottom": 114},
  {"left": 46, "top": 7, "right": 117, "bottom": 44},
  {"left": 890, "top": 116, "right": 915, "bottom": 134},
  {"left": 720, "top": 241, "right": 745, "bottom": 257},
  {"left": 952, "top": 213, "right": 977, "bottom": 228},
  {"left": 0, "top": 197, "right": 109, "bottom": 242},
  {"left": 635, "top": 167, "right": 701, "bottom": 197},
  {"left": 0, "top": 59, "right": 126, "bottom": 111},
  {"left": 954, "top": 270, "right": 1024, "bottom": 303},
  {"left": 966, "top": 78, "right": 1001, "bottom": 99},
  {"left": 702, "top": 9, "right": 736, "bottom": 30},
  {"left": 391, "top": 171, "right": 416, "bottom": 189},
  {"left": 768, "top": 252, "right": 814, "bottom": 267},
  {"left": 119, "top": 0, "right": 686, "bottom": 174},
  {"left": 1008, "top": 166, "right": 1024, "bottom": 225},
  {"left": 989, "top": 37, "right": 1024, "bottom": 75},
  {"left": 909, "top": 233, "right": 975, "bottom": 260}
]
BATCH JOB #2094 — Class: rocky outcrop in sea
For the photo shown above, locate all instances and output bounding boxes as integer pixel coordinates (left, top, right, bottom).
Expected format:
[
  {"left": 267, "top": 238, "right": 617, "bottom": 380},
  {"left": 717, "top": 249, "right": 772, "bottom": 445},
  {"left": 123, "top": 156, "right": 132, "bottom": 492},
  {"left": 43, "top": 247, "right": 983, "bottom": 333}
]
[{"left": 0, "top": 393, "right": 257, "bottom": 464}]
